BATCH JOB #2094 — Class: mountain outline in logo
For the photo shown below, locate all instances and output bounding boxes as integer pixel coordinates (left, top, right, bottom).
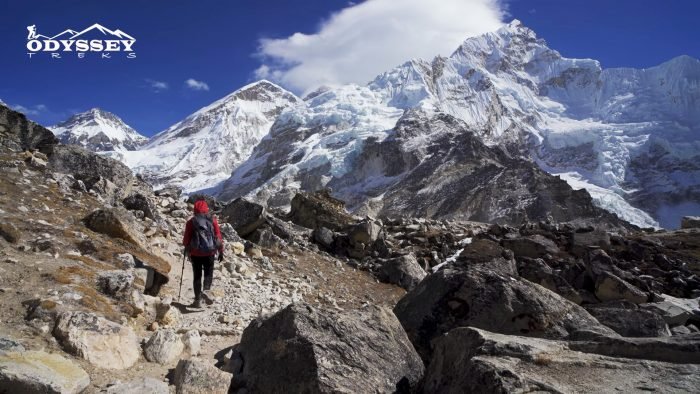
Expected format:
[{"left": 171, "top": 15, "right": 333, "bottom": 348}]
[{"left": 26, "top": 23, "right": 136, "bottom": 59}]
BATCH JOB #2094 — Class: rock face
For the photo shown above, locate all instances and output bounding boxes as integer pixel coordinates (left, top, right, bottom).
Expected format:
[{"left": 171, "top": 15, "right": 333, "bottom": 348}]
[
  {"left": 585, "top": 304, "right": 671, "bottom": 337},
  {"left": 394, "top": 260, "right": 616, "bottom": 361},
  {"left": 174, "top": 358, "right": 232, "bottom": 394},
  {"left": 423, "top": 327, "right": 700, "bottom": 393},
  {"left": 220, "top": 198, "right": 266, "bottom": 236},
  {"left": 0, "top": 103, "right": 58, "bottom": 155},
  {"left": 53, "top": 311, "right": 140, "bottom": 369},
  {"left": 0, "top": 350, "right": 90, "bottom": 394},
  {"left": 233, "top": 303, "right": 424, "bottom": 393},
  {"left": 143, "top": 329, "right": 184, "bottom": 365}
]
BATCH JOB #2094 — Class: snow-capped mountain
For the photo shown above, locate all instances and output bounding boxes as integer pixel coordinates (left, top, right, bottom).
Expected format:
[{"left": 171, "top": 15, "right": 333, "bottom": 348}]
[
  {"left": 109, "top": 80, "right": 300, "bottom": 192},
  {"left": 50, "top": 108, "right": 147, "bottom": 152},
  {"left": 218, "top": 20, "right": 700, "bottom": 228}
]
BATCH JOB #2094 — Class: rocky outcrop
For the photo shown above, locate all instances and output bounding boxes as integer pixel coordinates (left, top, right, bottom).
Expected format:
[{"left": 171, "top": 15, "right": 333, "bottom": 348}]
[
  {"left": 681, "top": 216, "right": 700, "bottom": 229},
  {"left": 376, "top": 254, "right": 426, "bottom": 290},
  {"left": 0, "top": 104, "right": 58, "bottom": 155},
  {"left": 84, "top": 208, "right": 148, "bottom": 249},
  {"left": 0, "top": 350, "right": 90, "bottom": 394},
  {"left": 585, "top": 303, "right": 671, "bottom": 337},
  {"left": 423, "top": 327, "right": 700, "bottom": 393},
  {"left": 53, "top": 311, "right": 140, "bottom": 369},
  {"left": 233, "top": 303, "right": 424, "bottom": 393}
]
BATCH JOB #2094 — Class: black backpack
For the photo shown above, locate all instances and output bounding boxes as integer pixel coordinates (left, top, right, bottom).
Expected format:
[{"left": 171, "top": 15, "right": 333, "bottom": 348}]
[{"left": 189, "top": 214, "right": 219, "bottom": 254}]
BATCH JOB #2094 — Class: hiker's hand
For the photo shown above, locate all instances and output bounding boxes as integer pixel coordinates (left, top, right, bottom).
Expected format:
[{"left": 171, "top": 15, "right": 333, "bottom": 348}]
[{"left": 218, "top": 253, "right": 224, "bottom": 262}]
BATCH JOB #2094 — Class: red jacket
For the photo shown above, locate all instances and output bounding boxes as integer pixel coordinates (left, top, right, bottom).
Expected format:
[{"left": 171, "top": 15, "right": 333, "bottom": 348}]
[{"left": 182, "top": 200, "right": 224, "bottom": 257}]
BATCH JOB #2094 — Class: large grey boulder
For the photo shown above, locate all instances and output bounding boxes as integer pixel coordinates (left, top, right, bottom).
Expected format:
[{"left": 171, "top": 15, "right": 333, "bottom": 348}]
[
  {"left": 122, "top": 192, "right": 157, "bottom": 220},
  {"left": 595, "top": 271, "right": 648, "bottom": 304},
  {"left": 642, "top": 294, "right": 700, "bottom": 325},
  {"left": 83, "top": 208, "right": 147, "bottom": 249},
  {"left": 502, "top": 234, "right": 559, "bottom": 258},
  {"left": 105, "top": 377, "right": 169, "bottom": 394},
  {"left": 585, "top": 304, "right": 671, "bottom": 337},
  {"left": 53, "top": 311, "right": 140, "bottom": 369},
  {"left": 376, "top": 254, "right": 426, "bottom": 290},
  {"left": 287, "top": 190, "right": 356, "bottom": 231},
  {"left": 174, "top": 358, "right": 232, "bottom": 394},
  {"left": 0, "top": 350, "right": 90, "bottom": 393},
  {"left": 423, "top": 327, "right": 700, "bottom": 393},
  {"left": 234, "top": 303, "right": 424, "bottom": 393},
  {"left": 220, "top": 198, "right": 266, "bottom": 236},
  {"left": 394, "top": 262, "right": 616, "bottom": 361},
  {"left": 97, "top": 270, "right": 135, "bottom": 298},
  {"left": 143, "top": 329, "right": 184, "bottom": 365}
]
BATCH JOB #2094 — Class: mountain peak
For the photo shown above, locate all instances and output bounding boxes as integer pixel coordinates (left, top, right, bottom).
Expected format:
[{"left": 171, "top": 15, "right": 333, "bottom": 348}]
[{"left": 50, "top": 108, "right": 146, "bottom": 152}]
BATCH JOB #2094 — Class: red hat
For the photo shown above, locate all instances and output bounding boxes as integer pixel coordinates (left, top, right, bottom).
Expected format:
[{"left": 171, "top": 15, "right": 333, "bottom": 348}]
[{"left": 193, "top": 200, "right": 209, "bottom": 214}]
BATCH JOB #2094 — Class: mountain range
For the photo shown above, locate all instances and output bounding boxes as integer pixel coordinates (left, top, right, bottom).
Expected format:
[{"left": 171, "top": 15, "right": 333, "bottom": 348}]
[{"left": 47, "top": 20, "right": 700, "bottom": 228}]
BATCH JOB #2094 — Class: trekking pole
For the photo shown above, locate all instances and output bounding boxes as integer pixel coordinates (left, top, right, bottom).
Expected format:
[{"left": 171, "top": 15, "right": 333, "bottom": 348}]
[{"left": 177, "top": 248, "right": 186, "bottom": 302}]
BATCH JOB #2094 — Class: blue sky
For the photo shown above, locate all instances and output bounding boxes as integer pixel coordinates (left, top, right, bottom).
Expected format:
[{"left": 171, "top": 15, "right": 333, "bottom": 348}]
[{"left": 0, "top": 0, "right": 698, "bottom": 136}]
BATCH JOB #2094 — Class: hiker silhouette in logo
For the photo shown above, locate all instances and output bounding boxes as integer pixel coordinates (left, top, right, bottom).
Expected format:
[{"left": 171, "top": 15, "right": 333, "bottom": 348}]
[
  {"left": 27, "top": 25, "right": 38, "bottom": 40},
  {"left": 182, "top": 200, "right": 224, "bottom": 308}
]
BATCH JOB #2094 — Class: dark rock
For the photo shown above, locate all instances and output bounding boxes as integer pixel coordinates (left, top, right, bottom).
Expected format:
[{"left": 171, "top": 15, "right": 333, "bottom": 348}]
[
  {"left": 235, "top": 303, "right": 424, "bottom": 393},
  {"left": 518, "top": 258, "right": 583, "bottom": 304},
  {"left": 312, "top": 227, "right": 335, "bottom": 250},
  {"left": 394, "top": 263, "right": 616, "bottom": 362},
  {"left": 595, "top": 271, "right": 648, "bottom": 304},
  {"left": 348, "top": 220, "right": 383, "bottom": 246},
  {"left": 247, "top": 227, "right": 284, "bottom": 249},
  {"left": 97, "top": 270, "right": 134, "bottom": 298},
  {"left": 287, "top": 190, "right": 356, "bottom": 231},
  {"left": 585, "top": 305, "right": 670, "bottom": 337},
  {"left": 681, "top": 216, "right": 700, "bottom": 229},
  {"left": 221, "top": 198, "right": 266, "bottom": 237},
  {"left": 571, "top": 230, "right": 611, "bottom": 256},
  {"left": 0, "top": 223, "right": 21, "bottom": 243},
  {"left": 376, "top": 254, "right": 426, "bottom": 290},
  {"left": 219, "top": 223, "right": 244, "bottom": 243},
  {"left": 502, "top": 235, "right": 559, "bottom": 258},
  {"left": 122, "top": 193, "right": 157, "bottom": 220},
  {"left": 155, "top": 185, "right": 182, "bottom": 199},
  {"left": 569, "top": 333, "right": 700, "bottom": 364}
]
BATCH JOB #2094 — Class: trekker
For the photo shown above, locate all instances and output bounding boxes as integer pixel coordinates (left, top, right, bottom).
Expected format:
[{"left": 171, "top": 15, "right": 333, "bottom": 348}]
[{"left": 182, "top": 200, "right": 224, "bottom": 308}]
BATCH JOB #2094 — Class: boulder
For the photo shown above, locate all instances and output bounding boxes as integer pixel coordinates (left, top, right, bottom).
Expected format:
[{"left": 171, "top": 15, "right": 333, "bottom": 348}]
[
  {"left": 83, "top": 208, "right": 147, "bottom": 249},
  {"left": 53, "top": 311, "right": 140, "bottom": 369},
  {"left": 571, "top": 229, "right": 611, "bottom": 256},
  {"left": 174, "top": 358, "right": 232, "bottom": 394},
  {"left": 502, "top": 235, "right": 559, "bottom": 258},
  {"left": 681, "top": 216, "right": 700, "bottom": 229},
  {"left": 348, "top": 220, "right": 382, "bottom": 246},
  {"left": 641, "top": 295, "right": 700, "bottom": 325},
  {"left": 394, "top": 264, "right": 616, "bottom": 362},
  {"left": 234, "top": 303, "right": 424, "bottom": 393},
  {"left": 423, "top": 327, "right": 700, "bottom": 393},
  {"left": 312, "top": 226, "right": 335, "bottom": 250},
  {"left": 144, "top": 329, "right": 184, "bottom": 365},
  {"left": 288, "top": 191, "right": 355, "bottom": 231},
  {"left": 376, "top": 254, "right": 426, "bottom": 290},
  {"left": 97, "top": 270, "right": 134, "bottom": 298},
  {"left": 122, "top": 192, "right": 157, "bottom": 219},
  {"left": 219, "top": 223, "right": 244, "bottom": 243},
  {"left": 0, "top": 350, "right": 90, "bottom": 394},
  {"left": 595, "top": 271, "right": 648, "bottom": 304},
  {"left": 220, "top": 198, "right": 266, "bottom": 236},
  {"left": 247, "top": 227, "right": 284, "bottom": 249},
  {"left": 0, "top": 222, "right": 21, "bottom": 243},
  {"left": 104, "top": 377, "right": 169, "bottom": 394},
  {"left": 517, "top": 258, "right": 583, "bottom": 304},
  {"left": 585, "top": 304, "right": 671, "bottom": 337},
  {"left": 155, "top": 185, "right": 182, "bottom": 199}
]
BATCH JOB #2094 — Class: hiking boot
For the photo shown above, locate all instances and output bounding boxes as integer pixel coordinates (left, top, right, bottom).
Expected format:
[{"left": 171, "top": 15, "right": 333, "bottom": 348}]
[
  {"left": 191, "top": 298, "right": 203, "bottom": 309},
  {"left": 201, "top": 290, "right": 215, "bottom": 305}
]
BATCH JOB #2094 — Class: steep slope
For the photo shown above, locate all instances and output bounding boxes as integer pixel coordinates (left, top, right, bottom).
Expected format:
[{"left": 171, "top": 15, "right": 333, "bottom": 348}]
[
  {"left": 110, "top": 80, "right": 300, "bottom": 192},
  {"left": 50, "top": 108, "right": 147, "bottom": 152}
]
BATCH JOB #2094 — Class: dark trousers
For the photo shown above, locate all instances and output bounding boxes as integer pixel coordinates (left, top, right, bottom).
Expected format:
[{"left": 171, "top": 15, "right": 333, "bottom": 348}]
[{"left": 190, "top": 255, "right": 214, "bottom": 300}]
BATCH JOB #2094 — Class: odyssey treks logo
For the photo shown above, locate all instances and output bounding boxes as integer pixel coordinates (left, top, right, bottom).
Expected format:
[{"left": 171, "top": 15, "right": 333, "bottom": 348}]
[{"left": 26, "top": 23, "right": 136, "bottom": 59}]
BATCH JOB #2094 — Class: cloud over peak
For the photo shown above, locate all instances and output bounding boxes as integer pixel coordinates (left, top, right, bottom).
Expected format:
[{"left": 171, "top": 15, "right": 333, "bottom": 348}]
[
  {"left": 255, "top": 0, "right": 505, "bottom": 94},
  {"left": 185, "top": 78, "right": 210, "bottom": 91}
]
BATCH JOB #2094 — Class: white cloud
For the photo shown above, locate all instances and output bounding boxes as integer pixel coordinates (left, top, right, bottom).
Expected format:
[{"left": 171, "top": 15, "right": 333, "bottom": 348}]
[
  {"left": 255, "top": 0, "right": 505, "bottom": 93},
  {"left": 10, "top": 103, "right": 47, "bottom": 116},
  {"left": 145, "top": 78, "right": 169, "bottom": 92},
  {"left": 185, "top": 78, "right": 210, "bottom": 91}
]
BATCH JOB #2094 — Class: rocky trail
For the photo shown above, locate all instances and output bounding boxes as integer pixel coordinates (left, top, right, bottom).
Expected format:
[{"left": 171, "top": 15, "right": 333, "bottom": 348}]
[{"left": 2, "top": 104, "right": 700, "bottom": 393}]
